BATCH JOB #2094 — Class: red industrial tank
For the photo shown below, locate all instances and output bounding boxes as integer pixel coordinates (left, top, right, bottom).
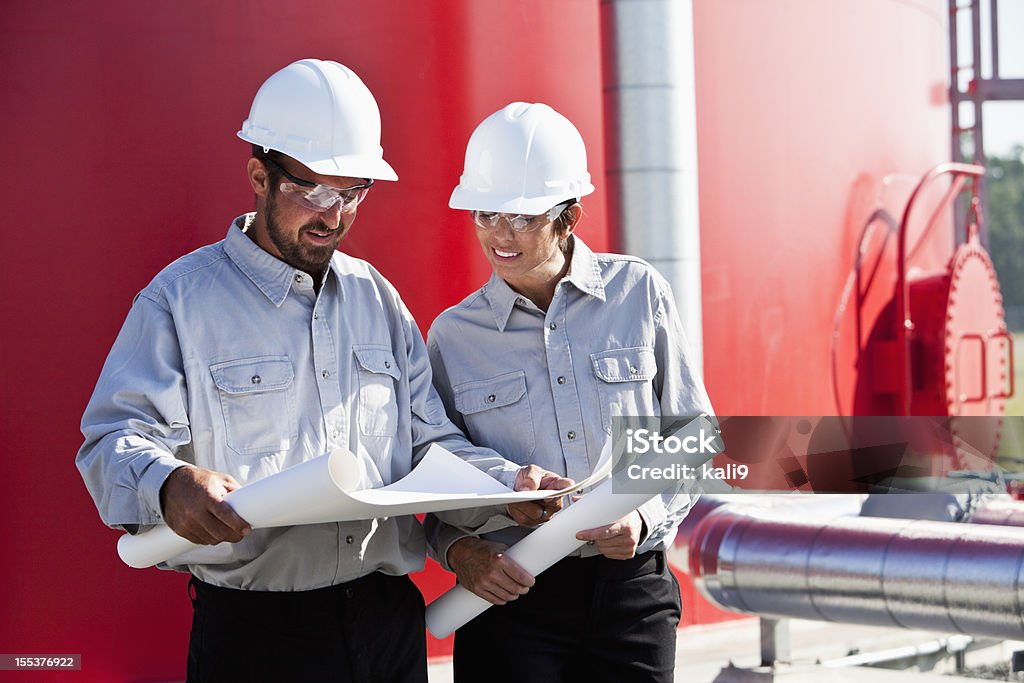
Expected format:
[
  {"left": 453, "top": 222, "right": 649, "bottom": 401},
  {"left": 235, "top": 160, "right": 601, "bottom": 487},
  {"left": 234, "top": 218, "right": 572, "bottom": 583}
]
[{"left": 0, "top": 1, "right": 1009, "bottom": 680}]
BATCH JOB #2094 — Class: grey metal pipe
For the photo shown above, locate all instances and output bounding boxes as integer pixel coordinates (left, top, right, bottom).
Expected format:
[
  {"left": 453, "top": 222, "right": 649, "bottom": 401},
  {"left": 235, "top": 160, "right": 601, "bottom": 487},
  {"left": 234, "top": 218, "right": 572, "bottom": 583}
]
[
  {"left": 970, "top": 498, "right": 1024, "bottom": 526},
  {"left": 689, "top": 508, "right": 1024, "bottom": 640},
  {"left": 670, "top": 494, "right": 866, "bottom": 575},
  {"left": 602, "top": 0, "right": 704, "bottom": 369}
]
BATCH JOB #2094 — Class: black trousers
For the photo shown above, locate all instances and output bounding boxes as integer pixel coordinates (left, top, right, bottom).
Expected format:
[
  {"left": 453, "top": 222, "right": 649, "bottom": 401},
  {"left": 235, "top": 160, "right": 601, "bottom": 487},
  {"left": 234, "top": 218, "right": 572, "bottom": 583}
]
[
  {"left": 453, "top": 550, "right": 681, "bottom": 683},
  {"left": 186, "top": 572, "right": 427, "bottom": 683}
]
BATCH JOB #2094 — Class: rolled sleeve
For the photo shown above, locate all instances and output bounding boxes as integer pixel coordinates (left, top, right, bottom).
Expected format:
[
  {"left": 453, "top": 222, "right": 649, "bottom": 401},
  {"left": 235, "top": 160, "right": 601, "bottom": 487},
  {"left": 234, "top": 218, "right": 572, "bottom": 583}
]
[
  {"left": 424, "top": 515, "right": 473, "bottom": 572},
  {"left": 77, "top": 294, "right": 193, "bottom": 529},
  {"left": 643, "top": 276, "right": 715, "bottom": 548},
  {"left": 636, "top": 490, "right": 698, "bottom": 552}
]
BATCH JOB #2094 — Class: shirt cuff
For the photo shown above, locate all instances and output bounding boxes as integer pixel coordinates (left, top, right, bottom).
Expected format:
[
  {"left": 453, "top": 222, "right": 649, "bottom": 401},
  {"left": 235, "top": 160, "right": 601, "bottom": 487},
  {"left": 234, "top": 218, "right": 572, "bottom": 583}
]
[
  {"left": 489, "top": 462, "right": 523, "bottom": 490},
  {"left": 434, "top": 524, "right": 474, "bottom": 573},
  {"left": 635, "top": 497, "right": 666, "bottom": 548},
  {"left": 137, "top": 457, "right": 192, "bottom": 525}
]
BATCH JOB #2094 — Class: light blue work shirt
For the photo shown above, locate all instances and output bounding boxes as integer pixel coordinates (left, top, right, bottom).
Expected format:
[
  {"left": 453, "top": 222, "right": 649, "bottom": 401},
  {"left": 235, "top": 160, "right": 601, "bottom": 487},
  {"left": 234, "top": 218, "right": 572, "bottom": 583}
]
[
  {"left": 77, "top": 214, "right": 520, "bottom": 590},
  {"left": 424, "top": 237, "right": 714, "bottom": 569}
]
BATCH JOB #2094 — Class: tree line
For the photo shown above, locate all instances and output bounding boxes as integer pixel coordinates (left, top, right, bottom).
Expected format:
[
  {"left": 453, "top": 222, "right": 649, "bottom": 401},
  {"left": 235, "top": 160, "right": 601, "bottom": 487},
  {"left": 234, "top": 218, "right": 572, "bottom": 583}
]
[{"left": 988, "top": 147, "right": 1024, "bottom": 330}]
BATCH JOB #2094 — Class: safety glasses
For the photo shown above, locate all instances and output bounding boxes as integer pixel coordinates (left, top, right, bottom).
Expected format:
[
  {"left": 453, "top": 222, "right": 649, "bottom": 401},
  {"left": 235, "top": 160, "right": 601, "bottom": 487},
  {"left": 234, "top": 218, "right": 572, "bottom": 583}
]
[
  {"left": 471, "top": 201, "right": 571, "bottom": 233},
  {"left": 264, "top": 156, "right": 373, "bottom": 213}
]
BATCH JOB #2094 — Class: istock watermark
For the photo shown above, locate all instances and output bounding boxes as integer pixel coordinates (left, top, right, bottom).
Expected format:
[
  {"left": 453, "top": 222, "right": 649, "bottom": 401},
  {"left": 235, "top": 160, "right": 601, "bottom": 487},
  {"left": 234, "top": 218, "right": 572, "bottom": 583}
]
[
  {"left": 609, "top": 415, "right": 1017, "bottom": 495},
  {"left": 620, "top": 423, "right": 748, "bottom": 484},
  {"left": 624, "top": 461, "right": 749, "bottom": 483},
  {"left": 625, "top": 426, "right": 720, "bottom": 455},
  {"left": 611, "top": 415, "right": 728, "bottom": 494}
]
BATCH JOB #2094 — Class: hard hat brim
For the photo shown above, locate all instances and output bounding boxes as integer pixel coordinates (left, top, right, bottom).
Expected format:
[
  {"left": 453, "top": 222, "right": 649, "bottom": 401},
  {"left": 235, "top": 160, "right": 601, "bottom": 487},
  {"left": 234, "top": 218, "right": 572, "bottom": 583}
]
[
  {"left": 301, "top": 154, "right": 398, "bottom": 182},
  {"left": 237, "top": 132, "right": 398, "bottom": 181},
  {"left": 449, "top": 183, "right": 594, "bottom": 215}
]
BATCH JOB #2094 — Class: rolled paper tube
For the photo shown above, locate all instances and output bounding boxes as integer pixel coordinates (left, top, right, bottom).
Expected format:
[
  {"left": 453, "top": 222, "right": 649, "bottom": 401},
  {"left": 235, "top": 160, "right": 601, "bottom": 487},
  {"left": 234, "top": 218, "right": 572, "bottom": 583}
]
[
  {"left": 425, "top": 415, "right": 717, "bottom": 638},
  {"left": 425, "top": 477, "right": 653, "bottom": 637},
  {"left": 117, "top": 442, "right": 613, "bottom": 569},
  {"left": 118, "top": 447, "right": 361, "bottom": 568}
]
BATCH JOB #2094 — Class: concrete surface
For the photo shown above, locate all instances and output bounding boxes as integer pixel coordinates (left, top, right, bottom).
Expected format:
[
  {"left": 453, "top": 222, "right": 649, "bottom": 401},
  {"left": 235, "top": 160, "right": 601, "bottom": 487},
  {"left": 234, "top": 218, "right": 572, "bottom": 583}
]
[{"left": 427, "top": 617, "right": 1024, "bottom": 682}]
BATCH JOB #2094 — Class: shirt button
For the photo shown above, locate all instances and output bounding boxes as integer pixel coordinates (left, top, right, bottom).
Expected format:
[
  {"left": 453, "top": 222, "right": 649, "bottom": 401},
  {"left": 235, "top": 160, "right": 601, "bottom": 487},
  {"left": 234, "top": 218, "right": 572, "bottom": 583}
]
[
  {"left": 322, "top": 370, "right": 330, "bottom": 379},
  {"left": 630, "top": 366, "right": 638, "bottom": 375},
  {"left": 251, "top": 375, "right": 261, "bottom": 385},
  {"left": 346, "top": 535, "right": 354, "bottom": 544},
  {"left": 294, "top": 274, "right": 302, "bottom": 283},
  {"left": 557, "top": 376, "right": 566, "bottom": 384},
  {"left": 567, "top": 431, "right": 576, "bottom": 440},
  {"left": 549, "top": 322, "right": 557, "bottom": 330},
  {"left": 384, "top": 361, "right": 391, "bottom": 369},
  {"left": 346, "top": 587, "right": 354, "bottom": 598},
  {"left": 314, "top": 313, "right": 319, "bottom": 320},
  {"left": 332, "top": 428, "right": 339, "bottom": 438},
  {"left": 487, "top": 394, "right": 496, "bottom": 403}
]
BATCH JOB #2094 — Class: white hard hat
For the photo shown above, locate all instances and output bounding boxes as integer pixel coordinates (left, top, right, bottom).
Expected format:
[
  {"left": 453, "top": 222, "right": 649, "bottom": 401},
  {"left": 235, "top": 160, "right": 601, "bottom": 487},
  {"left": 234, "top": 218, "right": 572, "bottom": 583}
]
[
  {"left": 450, "top": 102, "right": 595, "bottom": 214},
  {"left": 238, "top": 59, "right": 397, "bottom": 181}
]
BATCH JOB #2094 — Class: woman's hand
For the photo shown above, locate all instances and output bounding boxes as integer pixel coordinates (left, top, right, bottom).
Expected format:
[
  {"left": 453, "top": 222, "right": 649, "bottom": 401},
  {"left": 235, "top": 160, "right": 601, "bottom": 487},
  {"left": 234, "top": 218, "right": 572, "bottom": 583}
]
[{"left": 575, "top": 510, "right": 644, "bottom": 560}]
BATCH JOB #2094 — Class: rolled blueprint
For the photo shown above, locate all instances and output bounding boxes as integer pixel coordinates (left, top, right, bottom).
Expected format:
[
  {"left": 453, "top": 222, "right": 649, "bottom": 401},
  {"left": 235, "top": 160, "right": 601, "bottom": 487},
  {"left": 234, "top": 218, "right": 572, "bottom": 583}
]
[
  {"left": 425, "top": 415, "right": 717, "bottom": 638},
  {"left": 118, "top": 443, "right": 613, "bottom": 569}
]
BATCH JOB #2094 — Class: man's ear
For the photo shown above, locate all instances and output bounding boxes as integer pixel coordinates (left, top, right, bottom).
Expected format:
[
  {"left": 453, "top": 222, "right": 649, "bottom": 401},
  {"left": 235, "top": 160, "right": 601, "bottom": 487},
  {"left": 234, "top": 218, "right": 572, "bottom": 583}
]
[{"left": 247, "top": 157, "right": 270, "bottom": 197}]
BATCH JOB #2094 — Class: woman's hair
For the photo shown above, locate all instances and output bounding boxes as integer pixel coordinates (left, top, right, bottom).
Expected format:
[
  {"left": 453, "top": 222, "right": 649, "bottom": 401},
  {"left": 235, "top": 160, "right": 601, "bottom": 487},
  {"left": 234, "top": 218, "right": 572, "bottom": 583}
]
[{"left": 554, "top": 199, "right": 581, "bottom": 253}]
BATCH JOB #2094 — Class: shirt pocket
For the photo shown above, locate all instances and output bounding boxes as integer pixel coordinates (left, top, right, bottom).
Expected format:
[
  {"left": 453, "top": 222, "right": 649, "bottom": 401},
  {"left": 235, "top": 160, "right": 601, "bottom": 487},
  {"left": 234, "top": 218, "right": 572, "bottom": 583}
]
[
  {"left": 210, "top": 356, "right": 297, "bottom": 456},
  {"left": 353, "top": 345, "right": 402, "bottom": 437},
  {"left": 591, "top": 346, "right": 659, "bottom": 435},
  {"left": 453, "top": 370, "right": 536, "bottom": 461}
]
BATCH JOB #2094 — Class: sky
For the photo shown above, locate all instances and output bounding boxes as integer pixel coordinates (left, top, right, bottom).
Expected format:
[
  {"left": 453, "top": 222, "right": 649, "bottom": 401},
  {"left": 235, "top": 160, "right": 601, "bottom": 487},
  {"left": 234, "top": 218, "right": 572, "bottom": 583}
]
[{"left": 960, "top": 0, "right": 1024, "bottom": 157}]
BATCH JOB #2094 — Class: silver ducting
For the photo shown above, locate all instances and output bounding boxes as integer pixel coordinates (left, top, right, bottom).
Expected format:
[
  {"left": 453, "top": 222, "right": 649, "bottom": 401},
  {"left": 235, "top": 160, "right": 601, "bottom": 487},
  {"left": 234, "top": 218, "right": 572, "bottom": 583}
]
[
  {"left": 689, "top": 507, "right": 1024, "bottom": 640},
  {"left": 970, "top": 498, "right": 1024, "bottom": 526},
  {"left": 602, "top": 0, "right": 704, "bottom": 370}
]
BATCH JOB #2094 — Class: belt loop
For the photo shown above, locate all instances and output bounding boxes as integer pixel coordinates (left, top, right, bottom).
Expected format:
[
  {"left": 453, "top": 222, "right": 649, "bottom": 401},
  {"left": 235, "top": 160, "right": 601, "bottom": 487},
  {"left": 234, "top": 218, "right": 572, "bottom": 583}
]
[
  {"left": 187, "top": 575, "right": 198, "bottom": 607},
  {"left": 655, "top": 550, "right": 664, "bottom": 575}
]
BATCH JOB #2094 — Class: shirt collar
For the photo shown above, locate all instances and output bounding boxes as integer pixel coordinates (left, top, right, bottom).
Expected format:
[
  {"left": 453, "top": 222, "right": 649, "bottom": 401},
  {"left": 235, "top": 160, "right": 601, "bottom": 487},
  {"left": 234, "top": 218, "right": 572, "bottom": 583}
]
[
  {"left": 563, "top": 237, "right": 607, "bottom": 301},
  {"left": 483, "top": 273, "right": 522, "bottom": 332},
  {"left": 483, "top": 236, "right": 606, "bottom": 332},
  {"left": 224, "top": 213, "right": 339, "bottom": 307}
]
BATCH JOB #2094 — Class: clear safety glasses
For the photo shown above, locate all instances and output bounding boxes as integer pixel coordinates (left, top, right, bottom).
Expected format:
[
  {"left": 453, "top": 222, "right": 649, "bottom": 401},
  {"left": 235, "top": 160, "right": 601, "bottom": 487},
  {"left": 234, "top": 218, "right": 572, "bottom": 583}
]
[
  {"left": 471, "top": 201, "right": 571, "bottom": 233},
  {"left": 264, "top": 156, "right": 373, "bottom": 213}
]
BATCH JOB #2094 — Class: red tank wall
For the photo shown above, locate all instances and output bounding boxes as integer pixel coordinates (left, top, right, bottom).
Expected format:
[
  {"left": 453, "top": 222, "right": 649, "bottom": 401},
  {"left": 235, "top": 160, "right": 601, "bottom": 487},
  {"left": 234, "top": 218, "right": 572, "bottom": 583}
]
[
  {"left": 0, "top": 2, "right": 607, "bottom": 679},
  {"left": 0, "top": 1, "right": 952, "bottom": 680},
  {"left": 692, "top": 0, "right": 952, "bottom": 415}
]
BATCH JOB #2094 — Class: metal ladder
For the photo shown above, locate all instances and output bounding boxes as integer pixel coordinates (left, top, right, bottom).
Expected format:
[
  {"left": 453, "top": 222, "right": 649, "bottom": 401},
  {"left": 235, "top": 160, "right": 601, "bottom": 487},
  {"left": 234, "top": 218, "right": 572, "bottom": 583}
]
[{"left": 949, "top": 0, "right": 1024, "bottom": 244}]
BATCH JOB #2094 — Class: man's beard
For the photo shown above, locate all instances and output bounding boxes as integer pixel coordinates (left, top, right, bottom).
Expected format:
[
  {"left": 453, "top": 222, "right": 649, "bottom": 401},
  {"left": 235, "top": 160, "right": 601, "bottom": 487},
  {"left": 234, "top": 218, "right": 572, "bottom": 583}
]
[{"left": 264, "top": 189, "right": 345, "bottom": 277}]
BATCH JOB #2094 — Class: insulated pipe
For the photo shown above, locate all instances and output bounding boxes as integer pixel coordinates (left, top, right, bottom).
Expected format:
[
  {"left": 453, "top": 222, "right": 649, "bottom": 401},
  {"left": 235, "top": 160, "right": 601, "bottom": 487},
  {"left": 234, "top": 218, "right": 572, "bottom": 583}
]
[
  {"left": 689, "top": 508, "right": 1024, "bottom": 640},
  {"left": 602, "top": 0, "right": 704, "bottom": 369},
  {"left": 670, "top": 494, "right": 866, "bottom": 575},
  {"left": 970, "top": 498, "right": 1024, "bottom": 526}
]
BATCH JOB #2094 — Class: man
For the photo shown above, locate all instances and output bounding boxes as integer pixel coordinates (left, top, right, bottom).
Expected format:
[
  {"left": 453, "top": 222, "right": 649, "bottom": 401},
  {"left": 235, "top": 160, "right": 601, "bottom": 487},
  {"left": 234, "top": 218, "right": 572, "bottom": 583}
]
[{"left": 77, "top": 59, "right": 565, "bottom": 683}]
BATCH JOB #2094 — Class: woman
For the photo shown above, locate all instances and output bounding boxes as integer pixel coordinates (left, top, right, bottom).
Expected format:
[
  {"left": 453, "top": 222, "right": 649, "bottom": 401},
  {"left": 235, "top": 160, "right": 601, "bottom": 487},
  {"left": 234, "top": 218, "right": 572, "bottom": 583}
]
[{"left": 425, "top": 102, "right": 714, "bottom": 682}]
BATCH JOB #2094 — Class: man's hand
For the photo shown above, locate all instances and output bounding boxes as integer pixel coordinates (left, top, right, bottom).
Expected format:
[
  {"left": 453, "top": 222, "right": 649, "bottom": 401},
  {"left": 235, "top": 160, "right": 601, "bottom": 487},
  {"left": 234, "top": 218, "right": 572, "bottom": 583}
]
[
  {"left": 160, "top": 466, "right": 252, "bottom": 545},
  {"left": 506, "top": 465, "right": 574, "bottom": 527},
  {"left": 448, "top": 537, "right": 535, "bottom": 605},
  {"left": 575, "top": 509, "right": 644, "bottom": 560}
]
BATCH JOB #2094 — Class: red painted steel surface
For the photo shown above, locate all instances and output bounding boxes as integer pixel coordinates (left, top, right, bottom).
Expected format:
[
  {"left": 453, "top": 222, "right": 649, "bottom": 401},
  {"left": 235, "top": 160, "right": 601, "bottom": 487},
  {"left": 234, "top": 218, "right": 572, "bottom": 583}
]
[
  {"left": 0, "top": 2, "right": 607, "bottom": 678},
  {"left": 693, "top": 0, "right": 954, "bottom": 416},
  {"left": 0, "top": 0, "right": 994, "bottom": 680}
]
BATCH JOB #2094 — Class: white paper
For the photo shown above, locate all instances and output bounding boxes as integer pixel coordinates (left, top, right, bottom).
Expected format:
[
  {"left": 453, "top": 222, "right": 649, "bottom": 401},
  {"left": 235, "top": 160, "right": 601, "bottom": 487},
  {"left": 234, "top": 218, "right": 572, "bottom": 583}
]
[
  {"left": 424, "top": 416, "right": 715, "bottom": 638},
  {"left": 118, "top": 443, "right": 613, "bottom": 569}
]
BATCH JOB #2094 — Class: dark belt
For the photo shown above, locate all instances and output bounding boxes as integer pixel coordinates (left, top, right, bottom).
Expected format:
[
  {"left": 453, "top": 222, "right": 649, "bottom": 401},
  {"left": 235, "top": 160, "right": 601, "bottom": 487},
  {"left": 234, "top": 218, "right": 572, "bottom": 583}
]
[
  {"left": 188, "top": 571, "right": 397, "bottom": 610},
  {"left": 547, "top": 549, "right": 665, "bottom": 580}
]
